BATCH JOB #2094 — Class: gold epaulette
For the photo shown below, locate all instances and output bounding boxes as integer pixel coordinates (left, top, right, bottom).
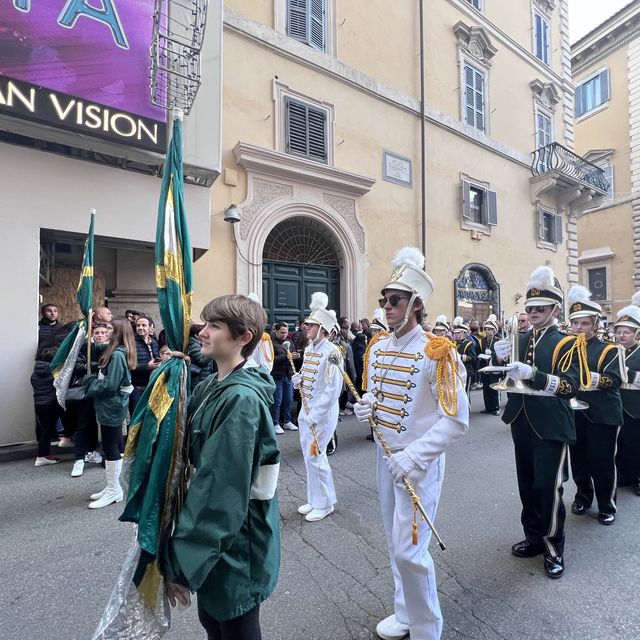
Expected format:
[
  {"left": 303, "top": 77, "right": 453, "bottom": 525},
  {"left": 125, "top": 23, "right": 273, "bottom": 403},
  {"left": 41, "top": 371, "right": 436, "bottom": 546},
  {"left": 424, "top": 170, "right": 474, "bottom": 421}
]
[
  {"left": 551, "top": 335, "right": 576, "bottom": 373},
  {"left": 597, "top": 343, "right": 617, "bottom": 371}
]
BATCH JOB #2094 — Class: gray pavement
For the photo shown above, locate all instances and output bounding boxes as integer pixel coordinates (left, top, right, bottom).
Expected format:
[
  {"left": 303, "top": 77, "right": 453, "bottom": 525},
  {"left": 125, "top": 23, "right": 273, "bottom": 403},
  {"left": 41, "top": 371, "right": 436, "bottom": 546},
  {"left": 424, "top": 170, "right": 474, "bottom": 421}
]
[{"left": 2, "top": 389, "right": 640, "bottom": 640}]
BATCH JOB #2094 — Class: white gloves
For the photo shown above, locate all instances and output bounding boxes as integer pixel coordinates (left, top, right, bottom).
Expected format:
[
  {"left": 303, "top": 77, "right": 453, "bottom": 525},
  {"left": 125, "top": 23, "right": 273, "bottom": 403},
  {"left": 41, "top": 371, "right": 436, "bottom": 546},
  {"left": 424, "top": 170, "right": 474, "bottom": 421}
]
[
  {"left": 386, "top": 450, "right": 418, "bottom": 483},
  {"left": 478, "top": 353, "right": 491, "bottom": 361},
  {"left": 588, "top": 372, "right": 601, "bottom": 390},
  {"left": 461, "top": 354, "right": 469, "bottom": 362},
  {"left": 494, "top": 339, "right": 511, "bottom": 360},
  {"left": 354, "top": 392, "right": 375, "bottom": 423},
  {"left": 291, "top": 372, "right": 302, "bottom": 389},
  {"left": 506, "top": 362, "right": 534, "bottom": 381}
]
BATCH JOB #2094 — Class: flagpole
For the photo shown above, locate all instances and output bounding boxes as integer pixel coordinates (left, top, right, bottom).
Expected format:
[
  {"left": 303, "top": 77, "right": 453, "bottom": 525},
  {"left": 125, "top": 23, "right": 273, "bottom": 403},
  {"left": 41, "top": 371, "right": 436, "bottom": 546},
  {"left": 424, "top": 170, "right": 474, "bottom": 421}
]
[{"left": 87, "top": 208, "right": 96, "bottom": 369}]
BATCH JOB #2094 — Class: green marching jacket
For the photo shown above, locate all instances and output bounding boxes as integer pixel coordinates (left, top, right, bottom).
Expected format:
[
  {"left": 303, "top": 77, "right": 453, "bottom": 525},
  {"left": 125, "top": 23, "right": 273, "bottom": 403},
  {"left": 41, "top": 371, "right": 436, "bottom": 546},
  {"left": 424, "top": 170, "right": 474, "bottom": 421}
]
[
  {"left": 502, "top": 325, "right": 579, "bottom": 443},
  {"left": 83, "top": 346, "right": 132, "bottom": 426},
  {"left": 576, "top": 337, "right": 623, "bottom": 426},
  {"left": 165, "top": 364, "right": 280, "bottom": 621},
  {"left": 621, "top": 345, "right": 640, "bottom": 419}
]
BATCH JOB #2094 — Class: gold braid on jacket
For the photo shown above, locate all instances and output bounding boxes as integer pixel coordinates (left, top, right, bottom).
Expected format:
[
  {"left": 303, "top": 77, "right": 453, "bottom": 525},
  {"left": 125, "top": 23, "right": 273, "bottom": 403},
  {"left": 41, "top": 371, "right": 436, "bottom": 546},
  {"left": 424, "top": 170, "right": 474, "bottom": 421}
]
[
  {"left": 425, "top": 333, "right": 459, "bottom": 417},
  {"left": 557, "top": 332, "right": 590, "bottom": 388}
]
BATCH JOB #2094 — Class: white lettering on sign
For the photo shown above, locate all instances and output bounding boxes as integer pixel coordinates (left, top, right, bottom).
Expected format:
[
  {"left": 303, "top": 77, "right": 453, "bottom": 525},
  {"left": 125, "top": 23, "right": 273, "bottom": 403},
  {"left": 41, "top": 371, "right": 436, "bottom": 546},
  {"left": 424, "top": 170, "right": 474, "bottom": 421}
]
[{"left": 0, "top": 81, "right": 36, "bottom": 112}]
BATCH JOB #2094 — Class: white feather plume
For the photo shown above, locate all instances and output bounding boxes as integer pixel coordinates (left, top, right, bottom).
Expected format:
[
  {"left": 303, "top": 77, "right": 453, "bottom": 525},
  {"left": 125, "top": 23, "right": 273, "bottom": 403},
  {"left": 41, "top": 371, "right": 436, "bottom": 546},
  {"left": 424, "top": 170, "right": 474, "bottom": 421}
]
[
  {"left": 617, "top": 305, "right": 640, "bottom": 322},
  {"left": 526, "top": 266, "right": 555, "bottom": 291},
  {"left": 247, "top": 292, "right": 259, "bottom": 302},
  {"left": 309, "top": 291, "right": 329, "bottom": 311},
  {"left": 453, "top": 316, "right": 463, "bottom": 325},
  {"left": 372, "top": 308, "right": 386, "bottom": 323},
  {"left": 632, "top": 292, "right": 640, "bottom": 307},
  {"left": 567, "top": 285, "right": 592, "bottom": 306},
  {"left": 436, "top": 314, "right": 448, "bottom": 324},
  {"left": 485, "top": 314, "right": 497, "bottom": 324},
  {"left": 392, "top": 247, "right": 425, "bottom": 270}
]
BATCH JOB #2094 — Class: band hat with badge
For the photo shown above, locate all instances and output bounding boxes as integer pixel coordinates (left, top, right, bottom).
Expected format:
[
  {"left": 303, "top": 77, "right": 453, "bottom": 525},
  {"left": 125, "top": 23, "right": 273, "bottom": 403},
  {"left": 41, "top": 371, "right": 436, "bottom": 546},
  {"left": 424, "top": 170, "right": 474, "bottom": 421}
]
[
  {"left": 381, "top": 247, "right": 434, "bottom": 332},
  {"left": 525, "top": 266, "right": 564, "bottom": 307},
  {"left": 370, "top": 307, "right": 389, "bottom": 332},
  {"left": 567, "top": 284, "right": 601, "bottom": 320},
  {"left": 434, "top": 315, "right": 449, "bottom": 331},
  {"left": 483, "top": 314, "right": 498, "bottom": 331},
  {"left": 305, "top": 292, "right": 339, "bottom": 335},
  {"left": 452, "top": 316, "right": 469, "bottom": 333},
  {"left": 614, "top": 292, "right": 640, "bottom": 331}
]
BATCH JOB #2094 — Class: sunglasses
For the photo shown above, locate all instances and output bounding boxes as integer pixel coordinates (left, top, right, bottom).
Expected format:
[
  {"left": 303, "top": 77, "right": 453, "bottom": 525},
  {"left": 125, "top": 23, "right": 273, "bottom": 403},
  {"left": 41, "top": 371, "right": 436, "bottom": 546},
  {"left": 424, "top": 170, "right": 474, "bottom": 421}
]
[
  {"left": 525, "top": 305, "right": 553, "bottom": 313},
  {"left": 379, "top": 295, "right": 410, "bottom": 308}
]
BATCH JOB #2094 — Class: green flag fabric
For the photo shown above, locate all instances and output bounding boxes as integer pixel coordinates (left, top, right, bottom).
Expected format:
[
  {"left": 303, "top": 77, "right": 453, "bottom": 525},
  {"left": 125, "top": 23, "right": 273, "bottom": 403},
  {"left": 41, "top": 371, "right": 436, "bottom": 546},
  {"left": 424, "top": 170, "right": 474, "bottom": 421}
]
[{"left": 50, "top": 211, "right": 95, "bottom": 408}]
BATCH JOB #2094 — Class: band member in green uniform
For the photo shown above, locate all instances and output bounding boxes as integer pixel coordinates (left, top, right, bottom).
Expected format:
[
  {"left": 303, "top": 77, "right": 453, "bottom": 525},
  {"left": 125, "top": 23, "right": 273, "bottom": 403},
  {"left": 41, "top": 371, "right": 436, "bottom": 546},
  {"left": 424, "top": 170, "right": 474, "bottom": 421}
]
[
  {"left": 453, "top": 317, "right": 477, "bottom": 395},
  {"left": 614, "top": 293, "right": 640, "bottom": 496},
  {"left": 478, "top": 314, "right": 501, "bottom": 415},
  {"left": 567, "top": 285, "right": 624, "bottom": 525},
  {"left": 495, "top": 267, "right": 579, "bottom": 579}
]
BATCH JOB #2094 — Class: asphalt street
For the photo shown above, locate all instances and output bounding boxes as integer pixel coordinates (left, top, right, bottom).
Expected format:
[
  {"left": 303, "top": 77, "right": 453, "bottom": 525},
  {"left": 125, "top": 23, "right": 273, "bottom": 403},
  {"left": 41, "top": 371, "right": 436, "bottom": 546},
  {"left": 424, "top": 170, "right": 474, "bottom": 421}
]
[{"left": 2, "top": 389, "right": 640, "bottom": 640}]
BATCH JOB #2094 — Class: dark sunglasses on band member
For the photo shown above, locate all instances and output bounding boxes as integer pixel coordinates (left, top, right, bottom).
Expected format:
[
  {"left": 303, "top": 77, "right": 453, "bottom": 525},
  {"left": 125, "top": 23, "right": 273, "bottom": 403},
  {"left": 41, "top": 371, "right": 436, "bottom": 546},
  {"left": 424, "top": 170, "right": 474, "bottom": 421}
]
[
  {"left": 525, "top": 305, "right": 554, "bottom": 313},
  {"left": 378, "top": 294, "right": 411, "bottom": 308}
]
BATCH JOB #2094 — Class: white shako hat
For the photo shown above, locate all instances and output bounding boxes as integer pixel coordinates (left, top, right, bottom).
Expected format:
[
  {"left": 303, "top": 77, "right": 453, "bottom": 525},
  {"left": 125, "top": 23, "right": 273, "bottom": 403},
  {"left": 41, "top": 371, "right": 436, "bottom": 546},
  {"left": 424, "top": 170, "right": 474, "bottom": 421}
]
[
  {"left": 452, "top": 316, "right": 469, "bottom": 333},
  {"left": 434, "top": 314, "right": 449, "bottom": 331},
  {"left": 305, "top": 292, "right": 338, "bottom": 334},
  {"left": 567, "top": 284, "right": 601, "bottom": 320},
  {"left": 483, "top": 314, "right": 498, "bottom": 331},
  {"left": 370, "top": 307, "right": 389, "bottom": 332},
  {"left": 381, "top": 247, "right": 434, "bottom": 332},
  {"left": 614, "top": 292, "right": 640, "bottom": 330},
  {"left": 525, "top": 266, "right": 563, "bottom": 307}
]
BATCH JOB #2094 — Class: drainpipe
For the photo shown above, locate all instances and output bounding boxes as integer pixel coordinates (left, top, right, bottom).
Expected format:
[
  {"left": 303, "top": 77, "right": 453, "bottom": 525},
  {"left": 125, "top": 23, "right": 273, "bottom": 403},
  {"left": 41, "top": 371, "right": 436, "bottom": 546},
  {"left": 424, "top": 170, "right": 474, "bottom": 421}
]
[{"left": 419, "top": 0, "right": 427, "bottom": 256}]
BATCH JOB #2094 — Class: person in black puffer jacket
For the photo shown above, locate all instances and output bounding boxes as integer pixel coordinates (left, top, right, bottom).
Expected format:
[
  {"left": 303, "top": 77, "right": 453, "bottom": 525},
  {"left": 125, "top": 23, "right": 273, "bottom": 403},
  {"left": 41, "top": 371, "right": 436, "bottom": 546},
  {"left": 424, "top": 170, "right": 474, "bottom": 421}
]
[{"left": 31, "top": 346, "right": 64, "bottom": 467}]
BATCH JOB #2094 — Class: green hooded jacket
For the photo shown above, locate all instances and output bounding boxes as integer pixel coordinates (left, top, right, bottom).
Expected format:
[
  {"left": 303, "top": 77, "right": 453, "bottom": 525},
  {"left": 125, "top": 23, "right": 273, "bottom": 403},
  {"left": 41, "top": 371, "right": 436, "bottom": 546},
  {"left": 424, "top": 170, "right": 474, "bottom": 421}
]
[
  {"left": 84, "top": 346, "right": 132, "bottom": 426},
  {"left": 166, "top": 364, "right": 280, "bottom": 621}
]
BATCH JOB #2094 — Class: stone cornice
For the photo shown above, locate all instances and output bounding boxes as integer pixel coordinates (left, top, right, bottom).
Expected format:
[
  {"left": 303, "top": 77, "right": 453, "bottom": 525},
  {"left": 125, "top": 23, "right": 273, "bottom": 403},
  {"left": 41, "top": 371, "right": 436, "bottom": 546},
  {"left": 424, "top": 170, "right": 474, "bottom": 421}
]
[
  {"left": 454, "top": 21, "right": 497, "bottom": 67},
  {"left": 572, "top": 26, "right": 640, "bottom": 76},
  {"left": 530, "top": 79, "right": 561, "bottom": 109},
  {"left": 233, "top": 142, "right": 376, "bottom": 196},
  {"left": 533, "top": 0, "right": 556, "bottom": 16}
]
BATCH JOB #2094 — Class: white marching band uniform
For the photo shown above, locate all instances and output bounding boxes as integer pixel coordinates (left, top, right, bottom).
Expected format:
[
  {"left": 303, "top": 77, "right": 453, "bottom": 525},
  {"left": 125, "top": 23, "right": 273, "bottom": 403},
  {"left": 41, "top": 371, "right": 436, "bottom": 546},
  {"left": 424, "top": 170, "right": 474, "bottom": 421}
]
[
  {"left": 298, "top": 336, "right": 342, "bottom": 510},
  {"left": 358, "top": 248, "right": 469, "bottom": 640},
  {"left": 250, "top": 333, "right": 274, "bottom": 373}
]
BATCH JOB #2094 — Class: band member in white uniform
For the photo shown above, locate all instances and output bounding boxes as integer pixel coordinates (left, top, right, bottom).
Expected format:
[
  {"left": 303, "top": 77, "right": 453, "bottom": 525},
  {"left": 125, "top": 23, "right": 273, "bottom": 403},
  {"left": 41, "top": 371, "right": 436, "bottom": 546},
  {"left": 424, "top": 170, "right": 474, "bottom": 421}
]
[
  {"left": 247, "top": 292, "right": 275, "bottom": 375},
  {"left": 354, "top": 248, "right": 469, "bottom": 640},
  {"left": 292, "top": 292, "right": 343, "bottom": 522}
]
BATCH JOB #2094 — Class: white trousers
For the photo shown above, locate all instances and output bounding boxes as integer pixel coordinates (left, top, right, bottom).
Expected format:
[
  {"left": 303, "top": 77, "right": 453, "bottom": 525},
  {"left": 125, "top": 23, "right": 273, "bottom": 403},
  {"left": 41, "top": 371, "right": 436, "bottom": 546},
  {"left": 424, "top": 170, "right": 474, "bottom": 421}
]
[
  {"left": 377, "top": 446, "right": 445, "bottom": 640},
  {"left": 298, "top": 415, "right": 338, "bottom": 510}
]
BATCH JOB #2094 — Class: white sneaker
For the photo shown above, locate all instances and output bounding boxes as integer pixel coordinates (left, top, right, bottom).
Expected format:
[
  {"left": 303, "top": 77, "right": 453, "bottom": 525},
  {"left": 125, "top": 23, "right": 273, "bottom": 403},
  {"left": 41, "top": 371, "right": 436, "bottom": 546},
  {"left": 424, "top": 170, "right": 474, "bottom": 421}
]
[
  {"left": 305, "top": 506, "right": 334, "bottom": 522},
  {"left": 71, "top": 460, "right": 84, "bottom": 477},
  {"left": 297, "top": 503, "right": 313, "bottom": 515},
  {"left": 57, "top": 436, "right": 74, "bottom": 448},
  {"left": 376, "top": 614, "right": 410, "bottom": 640},
  {"left": 346, "top": 401, "right": 355, "bottom": 409},
  {"left": 283, "top": 422, "right": 299, "bottom": 431},
  {"left": 344, "top": 408, "right": 354, "bottom": 415},
  {"left": 274, "top": 424, "right": 285, "bottom": 434},
  {"left": 35, "top": 456, "right": 60, "bottom": 467},
  {"left": 84, "top": 451, "right": 103, "bottom": 464},
  {"left": 339, "top": 410, "right": 347, "bottom": 416}
]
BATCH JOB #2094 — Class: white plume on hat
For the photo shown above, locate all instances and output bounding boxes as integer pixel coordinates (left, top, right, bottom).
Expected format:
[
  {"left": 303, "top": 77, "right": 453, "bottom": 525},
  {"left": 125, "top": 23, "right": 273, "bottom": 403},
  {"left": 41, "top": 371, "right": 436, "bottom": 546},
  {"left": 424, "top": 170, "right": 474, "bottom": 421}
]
[
  {"left": 309, "top": 291, "right": 329, "bottom": 311},
  {"left": 485, "top": 313, "right": 497, "bottom": 323},
  {"left": 526, "top": 266, "right": 555, "bottom": 291},
  {"left": 617, "top": 305, "right": 640, "bottom": 322},
  {"left": 436, "top": 314, "right": 448, "bottom": 324},
  {"left": 372, "top": 308, "right": 386, "bottom": 323},
  {"left": 453, "top": 316, "right": 463, "bottom": 326},
  {"left": 567, "top": 285, "right": 592, "bottom": 306},
  {"left": 247, "top": 292, "right": 260, "bottom": 302},
  {"left": 392, "top": 247, "right": 425, "bottom": 270},
  {"left": 632, "top": 291, "right": 640, "bottom": 307}
]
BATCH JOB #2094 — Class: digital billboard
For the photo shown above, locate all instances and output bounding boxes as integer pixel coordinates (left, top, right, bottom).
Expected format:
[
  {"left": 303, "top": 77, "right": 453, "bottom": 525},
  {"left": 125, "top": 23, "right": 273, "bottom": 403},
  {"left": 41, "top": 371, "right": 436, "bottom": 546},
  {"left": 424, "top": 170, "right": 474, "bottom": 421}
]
[{"left": 0, "top": 1, "right": 167, "bottom": 152}]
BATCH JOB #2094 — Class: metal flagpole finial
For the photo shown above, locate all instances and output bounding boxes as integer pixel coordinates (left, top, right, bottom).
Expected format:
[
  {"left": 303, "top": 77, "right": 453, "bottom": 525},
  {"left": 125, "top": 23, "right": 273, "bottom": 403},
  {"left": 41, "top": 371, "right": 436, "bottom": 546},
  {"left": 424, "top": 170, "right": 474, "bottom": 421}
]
[
  {"left": 90, "top": 208, "right": 96, "bottom": 215},
  {"left": 172, "top": 107, "right": 184, "bottom": 122}
]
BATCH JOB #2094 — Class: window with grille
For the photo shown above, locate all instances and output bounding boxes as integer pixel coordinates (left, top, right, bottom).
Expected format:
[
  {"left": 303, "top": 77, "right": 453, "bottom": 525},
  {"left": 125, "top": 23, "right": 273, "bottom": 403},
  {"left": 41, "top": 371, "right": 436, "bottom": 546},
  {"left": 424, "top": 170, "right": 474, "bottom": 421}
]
[
  {"left": 575, "top": 69, "right": 610, "bottom": 117},
  {"left": 287, "top": 0, "right": 326, "bottom": 51},
  {"left": 533, "top": 11, "right": 550, "bottom": 65},
  {"left": 285, "top": 97, "right": 328, "bottom": 163},
  {"left": 464, "top": 63, "right": 486, "bottom": 132}
]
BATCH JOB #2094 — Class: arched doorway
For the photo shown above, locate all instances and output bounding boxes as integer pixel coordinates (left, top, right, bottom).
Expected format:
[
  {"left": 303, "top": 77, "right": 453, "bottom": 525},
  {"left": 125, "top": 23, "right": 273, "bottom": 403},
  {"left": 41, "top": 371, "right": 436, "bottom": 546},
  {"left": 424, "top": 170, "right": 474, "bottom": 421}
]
[
  {"left": 262, "top": 216, "right": 341, "bottom": 325},
  {"left": 454, "top": 263, "right": 500, "bottom": 324}
]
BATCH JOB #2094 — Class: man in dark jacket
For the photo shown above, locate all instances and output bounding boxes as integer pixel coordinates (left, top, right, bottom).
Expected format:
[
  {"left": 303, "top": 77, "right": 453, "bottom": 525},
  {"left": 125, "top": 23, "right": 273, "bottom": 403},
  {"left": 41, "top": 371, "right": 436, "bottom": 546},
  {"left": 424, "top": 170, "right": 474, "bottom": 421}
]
[
  {"left": 130, "top": 315, "right": 160, "bottom": 416},
  {"left": 271, "top": 322, "right": 298, "bottom": 432},
  {"left": 38, "top": 304, "right": 59, "bottom": 345}
]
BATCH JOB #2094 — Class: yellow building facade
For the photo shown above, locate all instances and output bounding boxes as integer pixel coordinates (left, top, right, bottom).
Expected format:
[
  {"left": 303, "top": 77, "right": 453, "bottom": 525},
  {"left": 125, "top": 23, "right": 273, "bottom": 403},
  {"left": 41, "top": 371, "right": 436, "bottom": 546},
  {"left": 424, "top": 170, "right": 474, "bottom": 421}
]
[
  {"left": 572, "top": 1, "right": 640, "bottom": 321},
  {"left": 195, "top": 0, "right": 606, "bottom": 325}
]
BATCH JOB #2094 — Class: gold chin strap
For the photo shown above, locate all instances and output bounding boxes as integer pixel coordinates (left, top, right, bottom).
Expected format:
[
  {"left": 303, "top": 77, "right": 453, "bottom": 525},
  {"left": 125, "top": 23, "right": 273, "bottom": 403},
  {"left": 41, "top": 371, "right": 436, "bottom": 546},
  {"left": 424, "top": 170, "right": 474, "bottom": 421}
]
[
  {"left": 557, "top": 332, "right": 591, "bottom": 388},
  {"left": 425, "top": 333, "right": 459, "bottom": 417}
]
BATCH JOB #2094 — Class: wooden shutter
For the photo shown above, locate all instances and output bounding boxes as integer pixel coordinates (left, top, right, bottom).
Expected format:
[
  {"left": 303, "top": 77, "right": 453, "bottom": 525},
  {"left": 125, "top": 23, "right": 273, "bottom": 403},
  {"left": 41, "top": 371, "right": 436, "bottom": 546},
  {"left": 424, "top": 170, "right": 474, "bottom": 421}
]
[
  {"left": 464, "top": 65, "right": 475, "bottom": 126},
  {"left": 553, "top": 214, "right": 563, "bottom": 244},
  {"left": 474, "top": 68, "right": 485, "bottom": 131},
  {"left": 307, "top": 105, "right": 327, "bottom": 162},
  {"left": 288, "top": 0, "right": 308, "bottom": 42},
  {"left": 538, "top": 209, "right": 546, "bottom": 240},
  {"left": 575, "top": 83, "right": 584, "bottom": 117},
  {"left": 285, "top": 98, "right": 309, "bottom": 156},
  {"left": 309, "top": 0, "right": 325, "bottom": 51},
  {"left": 462, "top": 180, "right": 472, "bottom": 220},
  {"left": 486, "top": 190, "right": 497, "bottom": 226},
  {"left": 600, "top": 68, "right": 610, "bottom": 103}
]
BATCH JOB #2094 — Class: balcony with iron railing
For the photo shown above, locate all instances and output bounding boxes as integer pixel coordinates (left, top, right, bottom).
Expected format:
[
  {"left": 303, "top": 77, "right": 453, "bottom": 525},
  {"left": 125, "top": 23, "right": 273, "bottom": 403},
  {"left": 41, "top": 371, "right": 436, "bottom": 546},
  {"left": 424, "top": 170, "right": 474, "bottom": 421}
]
[{"left": 531, "top": 142, "right": 610, "bottom": 196}]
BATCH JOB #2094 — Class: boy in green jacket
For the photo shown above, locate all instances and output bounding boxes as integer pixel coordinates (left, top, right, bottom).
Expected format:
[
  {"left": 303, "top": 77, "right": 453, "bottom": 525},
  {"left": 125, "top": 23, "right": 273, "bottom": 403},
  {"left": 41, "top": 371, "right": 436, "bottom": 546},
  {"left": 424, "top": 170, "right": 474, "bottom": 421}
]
[{"left": 164, "top": 295, "right": 279, "bottom": 640}]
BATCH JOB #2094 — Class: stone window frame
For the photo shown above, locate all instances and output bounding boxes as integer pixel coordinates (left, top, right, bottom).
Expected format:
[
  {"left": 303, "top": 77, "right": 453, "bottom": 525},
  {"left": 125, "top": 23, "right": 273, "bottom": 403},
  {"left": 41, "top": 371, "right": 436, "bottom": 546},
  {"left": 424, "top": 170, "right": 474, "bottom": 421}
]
[
  {"left": 274, "top": 0, "right": 337, "bottom": 57},
  {"left": 579, "top": 252, "right": 614, "bottom": 308},
  {"left": 460, "top": 173, "right": 497, "bottom": 235},
  {"left": 536, "top": 204, "right": 562, "bottom": 252},
  {"left": 531, "top": 6, "right": 551, "bottom": 66}
]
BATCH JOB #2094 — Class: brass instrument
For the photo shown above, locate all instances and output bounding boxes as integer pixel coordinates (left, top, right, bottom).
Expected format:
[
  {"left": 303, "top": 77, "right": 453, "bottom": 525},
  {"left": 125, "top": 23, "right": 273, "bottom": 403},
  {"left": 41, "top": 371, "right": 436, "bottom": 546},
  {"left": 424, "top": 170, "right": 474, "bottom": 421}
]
[
  {"left": 327, "top": 351, "right": 446, "bottom": 551},
  {"left": 488, "top": 315, "right": 588, "bottom": 409}
]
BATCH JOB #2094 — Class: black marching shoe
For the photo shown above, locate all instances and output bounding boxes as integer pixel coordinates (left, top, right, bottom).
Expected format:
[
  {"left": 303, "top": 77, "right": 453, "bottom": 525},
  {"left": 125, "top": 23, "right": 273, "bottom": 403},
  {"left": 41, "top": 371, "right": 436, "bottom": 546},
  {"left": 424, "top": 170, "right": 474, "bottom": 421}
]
[
  {"left": 571, "top": 501, "right": 587, "bottom": 515},
  {"left": 598, "top": 512, "right": 615, "bottom": 525},
  {"left": 543, "top": 555, "right": 564, "bottom": 579},
  {"left": 491, "top": 410, "right": 501, "bottom": 416},
  {"left": 511, "top": 540, "right": 544, "bottom": 558}
]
